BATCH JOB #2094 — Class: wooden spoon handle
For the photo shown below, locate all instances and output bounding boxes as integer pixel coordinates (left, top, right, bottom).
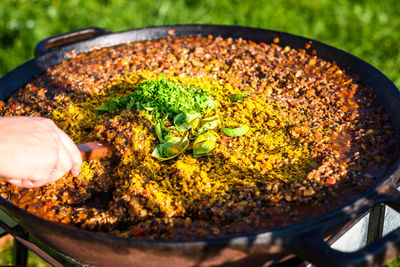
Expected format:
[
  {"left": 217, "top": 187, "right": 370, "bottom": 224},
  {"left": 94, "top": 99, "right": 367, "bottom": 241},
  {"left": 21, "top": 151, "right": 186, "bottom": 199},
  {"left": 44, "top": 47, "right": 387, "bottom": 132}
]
[{"left": 77, "top": 142, "right": 111, "bottom": 161}]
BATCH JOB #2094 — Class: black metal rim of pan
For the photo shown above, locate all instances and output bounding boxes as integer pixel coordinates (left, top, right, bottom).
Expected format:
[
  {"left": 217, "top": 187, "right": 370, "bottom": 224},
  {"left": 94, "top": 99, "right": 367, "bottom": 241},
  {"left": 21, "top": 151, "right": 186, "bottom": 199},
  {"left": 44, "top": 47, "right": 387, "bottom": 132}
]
[{"left": 1, "top": 24, "right": 400, "bottom": 267}]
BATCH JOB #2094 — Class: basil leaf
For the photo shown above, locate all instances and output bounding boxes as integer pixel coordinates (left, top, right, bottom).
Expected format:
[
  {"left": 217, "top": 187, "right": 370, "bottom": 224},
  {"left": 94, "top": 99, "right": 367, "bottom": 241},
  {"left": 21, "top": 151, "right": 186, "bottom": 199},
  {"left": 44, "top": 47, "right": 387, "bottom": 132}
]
[
  {"left": 185, "top": 113, "right": 201, "bottom": 123},
  {"left": 173, "top": 113, "right": 187, "bottom": 125},
  {"left": 228, "top": 94, "right": 248, "bottom": 102},
  {"left": 175, "top": 123, "right": 191, "bottom": 132},
  {"left": 193, "top": 131, "right": 218, "bottom": 157},
  {"left": 198, "top": 115, "right": 221, "bottom": 134},
  {"left": 151, "top": 146, "right": 166, "bottom": 161},
  {"left": 152, "top": 134, "right": 189, "bottom": 161},
  {"left": 164, "top": 134, "right": 175, "bottom": 141},
  {"left": 202, "top": 115, "right": 221, "bottom": 123},
  {"left": 204, "top": 98, "right": 218, "bottom": 109},
  {"left": 155, "top": 122, "right": 163, "bottom": 142},
  {"left": 174, "top": 112, "right": 201, "bottom": 132},
  {"left": 222, "top": 125, "right": 250, "bottom": 137},
  {"left": 159, "top": 136, "right": 183, "bottom": 157}
]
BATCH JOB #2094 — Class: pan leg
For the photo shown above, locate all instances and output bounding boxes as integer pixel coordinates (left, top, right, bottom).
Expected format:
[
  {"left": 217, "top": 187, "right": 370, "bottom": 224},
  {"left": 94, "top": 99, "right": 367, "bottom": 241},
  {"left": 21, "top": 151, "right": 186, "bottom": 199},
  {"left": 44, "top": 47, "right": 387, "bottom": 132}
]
[{"left": 12, "top": 226, "right": 28, "bottom": 267}]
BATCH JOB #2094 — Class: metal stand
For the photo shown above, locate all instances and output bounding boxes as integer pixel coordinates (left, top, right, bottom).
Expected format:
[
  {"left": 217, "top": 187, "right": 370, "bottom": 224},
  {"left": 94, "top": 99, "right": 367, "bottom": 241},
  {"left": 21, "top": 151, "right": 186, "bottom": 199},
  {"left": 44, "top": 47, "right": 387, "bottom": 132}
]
[
  {"left": 12, "top": 226, "right": 28, "bottom": 267},
  {"left": 0, "top": 219, "right": 63, "bottom": 267},
  {"left": 0, "top": 203, "right": 395, "bottom": 267},
  {"left": 367, "top": 204, "right": 386, "bottom": 244}
]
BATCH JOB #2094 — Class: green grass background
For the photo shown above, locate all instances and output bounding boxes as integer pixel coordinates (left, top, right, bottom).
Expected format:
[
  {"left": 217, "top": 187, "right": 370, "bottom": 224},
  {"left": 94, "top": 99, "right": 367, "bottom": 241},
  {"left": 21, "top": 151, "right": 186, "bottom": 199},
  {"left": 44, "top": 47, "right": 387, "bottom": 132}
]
[
  {"left": 1, "top": 0, "right": 399, "bottom": 89},
  {"left": 0, "top": 0, "right": 399, "bottom": 265}
]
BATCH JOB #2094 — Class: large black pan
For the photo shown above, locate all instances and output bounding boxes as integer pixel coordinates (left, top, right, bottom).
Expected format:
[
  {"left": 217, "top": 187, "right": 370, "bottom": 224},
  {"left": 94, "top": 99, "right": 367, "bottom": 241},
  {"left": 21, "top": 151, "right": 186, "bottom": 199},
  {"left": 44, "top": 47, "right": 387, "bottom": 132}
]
[{"left": 1, "top": 25, "right": 400, "bottom": 267}]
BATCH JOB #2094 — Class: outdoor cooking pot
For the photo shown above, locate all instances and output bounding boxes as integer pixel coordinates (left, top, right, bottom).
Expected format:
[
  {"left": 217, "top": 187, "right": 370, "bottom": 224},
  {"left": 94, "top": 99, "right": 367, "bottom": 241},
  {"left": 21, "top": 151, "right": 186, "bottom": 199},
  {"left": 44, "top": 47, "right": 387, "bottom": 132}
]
[{"left": 1, "top": 25, "right": 400, "bottom": 267}]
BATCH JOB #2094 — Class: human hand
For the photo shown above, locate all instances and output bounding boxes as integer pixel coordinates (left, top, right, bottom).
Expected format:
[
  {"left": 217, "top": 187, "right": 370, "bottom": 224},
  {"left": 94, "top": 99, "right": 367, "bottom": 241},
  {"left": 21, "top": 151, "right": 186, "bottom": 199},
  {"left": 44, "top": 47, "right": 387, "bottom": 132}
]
[{"left": 0, "top": 116, "right": 82, "bottom": 188}]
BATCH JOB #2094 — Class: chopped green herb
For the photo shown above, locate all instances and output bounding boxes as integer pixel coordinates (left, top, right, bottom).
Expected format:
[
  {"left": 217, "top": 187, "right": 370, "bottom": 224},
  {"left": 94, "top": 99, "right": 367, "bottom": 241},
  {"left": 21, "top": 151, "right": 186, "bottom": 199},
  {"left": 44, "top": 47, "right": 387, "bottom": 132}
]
[{"left": 95, "top": 79, "right": 217, "bottom": 120}]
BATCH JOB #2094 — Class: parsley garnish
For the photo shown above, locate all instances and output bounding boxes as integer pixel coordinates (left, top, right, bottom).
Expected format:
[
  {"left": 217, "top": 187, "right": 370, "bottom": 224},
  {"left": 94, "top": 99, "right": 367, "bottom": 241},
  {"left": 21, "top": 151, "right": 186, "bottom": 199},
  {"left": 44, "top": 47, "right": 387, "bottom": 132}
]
[
  {"left": 95, "top": 79, "right": 217, "bottom": 120},
  {"left": 95, "top": 78, "right": 220, "bottom": 161}
]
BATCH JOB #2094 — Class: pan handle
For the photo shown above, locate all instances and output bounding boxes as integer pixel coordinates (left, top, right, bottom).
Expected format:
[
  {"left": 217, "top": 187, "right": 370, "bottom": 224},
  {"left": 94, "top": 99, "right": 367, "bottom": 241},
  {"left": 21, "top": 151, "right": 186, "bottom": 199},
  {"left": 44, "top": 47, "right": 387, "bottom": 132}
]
[
  {"left": 34, "top": 27, "right": 111, "bottom": 57},
  {"left": 286, "top": 186, "right": 400, "bottom": 267}
]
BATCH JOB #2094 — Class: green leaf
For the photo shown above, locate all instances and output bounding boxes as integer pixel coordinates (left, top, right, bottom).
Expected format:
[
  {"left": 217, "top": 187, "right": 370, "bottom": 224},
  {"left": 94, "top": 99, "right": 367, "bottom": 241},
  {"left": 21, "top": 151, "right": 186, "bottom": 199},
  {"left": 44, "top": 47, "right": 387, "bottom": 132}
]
[
  {"left": 164, "top": 134, "right": 175, "bottom": 140},
  {"left": 174, "top": 112, "right": 201, "bottom": 132},
  {"left": 175, "top": 123, "right": 191, "bottom": 132},
  {"left": 155, "top": 122, "right": 163, "bottom": 142},
  {"left": 94, "top": 103, "right": 111, "bottom": 114},
  {"left": 202, "top": 115, "right": 221, "bottom": 122},
  {"left": 198, "top": 115, "right": 221, "bottom": 134},
  {"left": 94, "top": 99, "right": 121, "bottom": 114},
  {"left": 152, "top": 134, "right": 189, "bottom": 161},
  {"left": 151, "top": 146, "right": 167, "bottom": 161},
  {"left": 141, "top": 102, "right": 154, "bottom": 111},
  {"left": 160, "top": 136, "right": 182, "bottom": 157},
  {"left": 204, "top": 98, "right": 219, "bottom": 108},
  {"left": 222, "top": 125, "right": 250, "bottom": 137},
  {"left": 173, "top": 113, "right": 187, "bottom": 125},
  {"left": 228, "top": 94, "right": 248, "bottom": 102},
  {"left": 193, "top": 131, "right": 218, "bottom": 157}
]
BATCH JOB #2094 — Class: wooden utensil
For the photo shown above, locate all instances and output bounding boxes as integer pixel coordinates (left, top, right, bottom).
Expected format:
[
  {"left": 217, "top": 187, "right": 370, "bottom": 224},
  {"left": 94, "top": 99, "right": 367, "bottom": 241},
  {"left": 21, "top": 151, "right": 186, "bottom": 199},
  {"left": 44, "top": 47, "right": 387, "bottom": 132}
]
[{"left": 77, "top": 142, "right": 111, "bottom": 161}]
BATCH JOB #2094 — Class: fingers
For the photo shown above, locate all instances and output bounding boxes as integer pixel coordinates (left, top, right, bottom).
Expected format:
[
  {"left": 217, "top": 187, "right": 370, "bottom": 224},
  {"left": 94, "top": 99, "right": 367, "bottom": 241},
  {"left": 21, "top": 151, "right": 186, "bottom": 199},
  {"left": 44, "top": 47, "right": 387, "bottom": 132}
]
[
  {"left": 50, "top": 132, "right": 74, "bottom": 181},
  {"left": 44, "top": 122, "right": 81, "bottom": 184},
  {"left": 2, "top": 117, "right": 83, "bottom": 188},
  {"left": 29, "top": 179, "right": 50, "bottom": 188},
  {"left": 8, "top": 179, "right": 35, "bottom": 188},
  {"left": 31, "top": 119, "right": 82, "bottom": 185},
  {"left": 8, "top": 178, "right": 50, "bottom": 188},
  {"left": 52, "top": 124, "right": 82, "bottom": 177}
]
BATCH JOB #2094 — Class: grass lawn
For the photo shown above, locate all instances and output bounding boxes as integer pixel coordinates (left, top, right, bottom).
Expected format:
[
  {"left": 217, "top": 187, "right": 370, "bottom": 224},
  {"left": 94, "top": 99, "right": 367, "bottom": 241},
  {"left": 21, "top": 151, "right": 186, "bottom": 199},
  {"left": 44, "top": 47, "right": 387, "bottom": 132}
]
[
  {"left": 0, "top": 0, "right": 399, "bottom": 265},
  {"left": 1, "top": 0, "right": 399, "bottom": 88}
]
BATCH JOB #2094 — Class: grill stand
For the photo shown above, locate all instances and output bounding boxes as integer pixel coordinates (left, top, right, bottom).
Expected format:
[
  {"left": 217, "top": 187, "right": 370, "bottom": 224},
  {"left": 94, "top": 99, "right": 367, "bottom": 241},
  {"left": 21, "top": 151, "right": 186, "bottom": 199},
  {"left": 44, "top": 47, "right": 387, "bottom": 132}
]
[
  {"left": 11, "top": 226, "right": 28, "bottom": 267},
  {"left": 0, "top": 203, "right": 395, "bottom": 266},
  {"left": 0, "top": 219, "right": 64, "bottom": 266}
]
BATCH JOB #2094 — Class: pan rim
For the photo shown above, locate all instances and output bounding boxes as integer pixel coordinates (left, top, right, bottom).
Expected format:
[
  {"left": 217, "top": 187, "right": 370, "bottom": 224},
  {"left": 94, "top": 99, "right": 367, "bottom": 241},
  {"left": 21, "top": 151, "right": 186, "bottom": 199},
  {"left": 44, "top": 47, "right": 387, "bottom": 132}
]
[{"left": 0, "top": 23, "right": 399, "bottom": 248}]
